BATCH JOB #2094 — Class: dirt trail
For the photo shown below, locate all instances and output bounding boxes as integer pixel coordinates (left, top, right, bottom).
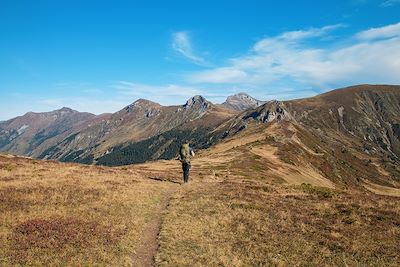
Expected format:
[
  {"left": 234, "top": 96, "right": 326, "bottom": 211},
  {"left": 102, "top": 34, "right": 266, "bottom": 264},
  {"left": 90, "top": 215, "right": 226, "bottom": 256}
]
[
  {"left": 363, "top": 180, "right": 400, "bottom": 197},
  {"left": 132, "top": 185, "right": 177, "bottom": 267}
]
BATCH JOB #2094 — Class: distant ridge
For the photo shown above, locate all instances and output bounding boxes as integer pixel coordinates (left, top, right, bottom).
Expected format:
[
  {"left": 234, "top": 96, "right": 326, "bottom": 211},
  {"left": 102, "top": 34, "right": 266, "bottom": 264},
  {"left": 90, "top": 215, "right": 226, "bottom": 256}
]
[
  {"left": 0, "top": 95, "right": 236, "bottom": 164},
  {"left": 0, "top": 107, "right": 95, "bottom": 157},
  {"left": 1, "top": 85, "right": 400, "bottom": 174}
]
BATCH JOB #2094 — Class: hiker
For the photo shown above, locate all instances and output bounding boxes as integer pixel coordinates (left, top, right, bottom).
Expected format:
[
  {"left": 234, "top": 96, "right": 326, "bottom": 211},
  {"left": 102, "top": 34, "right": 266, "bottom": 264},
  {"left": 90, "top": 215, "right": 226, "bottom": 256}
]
[{"left": 179, "top": 140, "right": 195, "bottom": 184}]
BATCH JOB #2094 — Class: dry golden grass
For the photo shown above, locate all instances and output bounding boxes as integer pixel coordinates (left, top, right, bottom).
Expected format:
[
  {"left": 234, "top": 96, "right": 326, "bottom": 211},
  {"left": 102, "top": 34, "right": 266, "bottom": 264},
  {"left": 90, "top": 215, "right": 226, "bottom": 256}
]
[
  {"left": 156, "top": 173, "right": 400, "bottom": 266},
  {"left": 0, "top": 155, "right": 175, "bottom": 266},
  {"left": 152, "top": 123, "right": 400, "bottom": 266},
  {"left": 1, "top": 118, "right": 400, "bottom": 266}
]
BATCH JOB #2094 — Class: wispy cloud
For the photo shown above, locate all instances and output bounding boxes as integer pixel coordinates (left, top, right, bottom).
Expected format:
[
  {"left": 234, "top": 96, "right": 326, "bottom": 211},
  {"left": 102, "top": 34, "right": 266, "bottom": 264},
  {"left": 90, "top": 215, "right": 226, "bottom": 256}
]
[
  {"left": 381, "top": 0, "right": 400, "bottom": 7},
  {"left": 36, "top": 97, "right": 127, "bottom": 115},
  {"left": 114, "top": 81, "right": 201, "bottom": 97},
  {"left": 356, "top": 22, "right": 400, "bottom": 39},
  {"left": 113, "top": 81, "right": 204, "bottom": 105},
  {"left": 254, "top": 24, "right": 345, "bottom": 49},
  {"left": 113, "top": 81, "right": 231, "bottom": 105},
  {"left": 186, "top": 23, "right": 400, "bottom": 91},
  {"left": 171, "top": 31, "right": 209, "bottom": 66}
]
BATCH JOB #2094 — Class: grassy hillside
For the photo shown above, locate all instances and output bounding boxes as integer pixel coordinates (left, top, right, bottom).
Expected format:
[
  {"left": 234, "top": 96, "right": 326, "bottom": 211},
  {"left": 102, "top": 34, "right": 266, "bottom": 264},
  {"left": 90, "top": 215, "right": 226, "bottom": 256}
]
[
  {"left": 0, "top": 154, "right": 175, "bottom": 266},
  {"left": 136, "top": 124, "right": 400, "bottom": 266},
  {"left": 1, "top": 118, "right": 400, "bottom": 266},
  {"left": 156, "top": 169, "right": 400, "bottom": 266}
]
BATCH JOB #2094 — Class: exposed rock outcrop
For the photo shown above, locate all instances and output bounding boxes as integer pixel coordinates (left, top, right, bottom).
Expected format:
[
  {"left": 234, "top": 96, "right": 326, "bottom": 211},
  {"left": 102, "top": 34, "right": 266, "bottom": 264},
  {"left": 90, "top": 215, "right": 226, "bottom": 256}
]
[{"left": 221, "top": 92, "right": 265, "bottom": 111}]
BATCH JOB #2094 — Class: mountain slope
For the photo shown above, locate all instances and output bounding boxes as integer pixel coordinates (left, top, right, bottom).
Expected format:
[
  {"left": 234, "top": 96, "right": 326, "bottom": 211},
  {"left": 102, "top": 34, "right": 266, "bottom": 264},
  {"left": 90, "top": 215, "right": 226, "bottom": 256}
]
[
  {"left": 2, "top": 140, "right": 399, "bottom": 266},
  {"left": 36, "top": 96, "right": 235, "bottom": 164},
  {"left": 0, "top": 108, "right": 95, "bottom": 156},
  {"left": 211, "top": 84, "right": 400, "bottom": 187},
  {"left": 287, "top": 84, "right": 400, "bottom": 158},
  {"left": 2, "top": 85, "right": 400, "bottom": 266},
  {"left": 1, "top": 84, "right": 400, "bottom": 178}
]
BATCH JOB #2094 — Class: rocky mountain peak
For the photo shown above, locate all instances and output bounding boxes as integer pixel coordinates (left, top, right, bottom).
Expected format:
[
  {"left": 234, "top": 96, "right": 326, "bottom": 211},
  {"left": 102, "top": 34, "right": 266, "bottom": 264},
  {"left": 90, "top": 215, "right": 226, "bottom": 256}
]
[
  {"left": 185, "top": 95, "right": 206, "bottom": 105},
  {"left": 242, "top": 100, "right": 288, "bottom": 123},
  {"left": 55, "top": 107, "right": 79, "bottom": 116},
  {"left": 183, "top": 95, "right": 211, "bottom": 109},
  {"left": 222, "top": 93, "right": 265, "bottom": 111},
  {"left": 58, "top": 107, "right": 74, "bottom": 112},
  {"left": 132, "top": 99, "right": 161, "bottom": 108},
  {"left": 123, "top": 99, "right": 161, "bottom": 114},
  {"left": 227, "top": 92, "right": 252, "bottom": 101}
]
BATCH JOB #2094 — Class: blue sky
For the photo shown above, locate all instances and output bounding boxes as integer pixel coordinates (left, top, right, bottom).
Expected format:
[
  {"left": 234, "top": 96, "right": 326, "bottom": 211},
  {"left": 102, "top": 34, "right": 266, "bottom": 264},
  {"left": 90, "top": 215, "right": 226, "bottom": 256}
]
[{"left": 1, "top": 0, "right": 400, "bottom": 120}]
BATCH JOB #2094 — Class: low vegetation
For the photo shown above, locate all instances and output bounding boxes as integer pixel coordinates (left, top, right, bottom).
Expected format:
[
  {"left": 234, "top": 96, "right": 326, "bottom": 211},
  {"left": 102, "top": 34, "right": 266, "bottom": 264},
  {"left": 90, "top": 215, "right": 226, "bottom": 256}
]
[
  {"left": 300, "top": 183, "right": 339, "bottom": 198},
  {"left": 157, "top": 171, "right": 400, "bottom": 266},
  {"left": 1, "top": 120, "right": 400, "bottom": 266},
  {"left": 0, "top": 155, "right": 174, "bottom": 266}
]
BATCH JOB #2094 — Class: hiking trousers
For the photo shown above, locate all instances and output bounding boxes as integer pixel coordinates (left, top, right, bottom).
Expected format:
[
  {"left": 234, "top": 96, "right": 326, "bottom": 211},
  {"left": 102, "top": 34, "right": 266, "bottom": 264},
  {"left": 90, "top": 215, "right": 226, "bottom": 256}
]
[{"left": 182, "top": 162, "right": 191, "bottom": 183}]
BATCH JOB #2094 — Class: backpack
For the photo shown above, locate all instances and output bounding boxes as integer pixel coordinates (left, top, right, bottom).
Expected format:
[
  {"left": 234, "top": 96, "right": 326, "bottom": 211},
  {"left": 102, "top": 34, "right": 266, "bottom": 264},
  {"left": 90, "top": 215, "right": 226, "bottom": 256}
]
[{"left": 179, "top": 143, "right": 191, "bottom": 164}]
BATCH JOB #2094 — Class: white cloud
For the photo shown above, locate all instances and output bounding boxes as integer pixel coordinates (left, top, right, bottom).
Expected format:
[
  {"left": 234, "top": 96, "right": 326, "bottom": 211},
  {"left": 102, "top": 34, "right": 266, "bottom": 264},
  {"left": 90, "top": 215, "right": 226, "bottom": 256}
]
[
  {"left": 254, "top": 24, "right": 345, "bottom": 51},
  {"left": 381, "top": 0, "right": 400, "bottom": 7},
  {"left": 356, "top": 22, "right": 400, "bottom": 40},
  {"left": 188, "top": 68, "right": 248, "bottom": 84},
  {"left": 115, "top": 81, "right": 202, "bottom": 97},
  {"left": 171, "top": 31, "right": 209, "bottom": 66},
  {"left": 113, "top": 81, "right": 208, "bottom": 105},
  {"left": 187, "top": 23, "right": 400, "bottom": 90},
  {"left": 113, "top": 81, "right": 236, "bottom": 105}
]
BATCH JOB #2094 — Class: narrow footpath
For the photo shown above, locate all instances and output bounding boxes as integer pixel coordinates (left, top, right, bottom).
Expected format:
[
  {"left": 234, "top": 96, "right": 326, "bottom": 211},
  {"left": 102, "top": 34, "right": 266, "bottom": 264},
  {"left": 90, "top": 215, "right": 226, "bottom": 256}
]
[{"left": 131, "top": 185, "right": 177, "bottom": 267}]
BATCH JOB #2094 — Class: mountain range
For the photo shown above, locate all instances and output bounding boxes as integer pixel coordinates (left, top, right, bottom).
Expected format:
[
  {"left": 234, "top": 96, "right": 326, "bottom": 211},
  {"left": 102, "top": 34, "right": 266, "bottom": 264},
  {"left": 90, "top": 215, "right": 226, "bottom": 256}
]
[
  {"left": 1, "top": 85, "right": 400, "bottom": 186},
  {"left": 0, "top": 93, "right": 261, "bottom": 164}
]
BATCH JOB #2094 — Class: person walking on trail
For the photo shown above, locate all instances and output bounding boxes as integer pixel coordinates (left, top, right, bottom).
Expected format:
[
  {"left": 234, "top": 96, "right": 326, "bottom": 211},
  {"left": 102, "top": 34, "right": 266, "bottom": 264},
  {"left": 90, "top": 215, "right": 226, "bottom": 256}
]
[{"left": 179, "top": 140, "right": 195, "bottom": 184}]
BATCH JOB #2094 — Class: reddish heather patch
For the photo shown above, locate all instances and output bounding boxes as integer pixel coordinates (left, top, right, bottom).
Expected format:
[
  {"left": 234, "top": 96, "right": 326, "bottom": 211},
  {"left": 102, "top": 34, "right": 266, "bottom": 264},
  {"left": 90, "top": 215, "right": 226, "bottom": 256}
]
[
  {"left": 14, "top": 218, "right": 100, "bottom": 248},
  {"left": 9, "top": 217, "right": 125, "bottom": 263}
]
